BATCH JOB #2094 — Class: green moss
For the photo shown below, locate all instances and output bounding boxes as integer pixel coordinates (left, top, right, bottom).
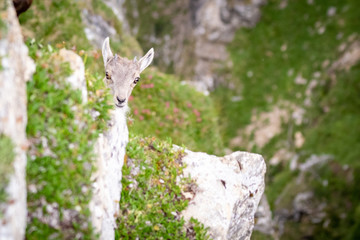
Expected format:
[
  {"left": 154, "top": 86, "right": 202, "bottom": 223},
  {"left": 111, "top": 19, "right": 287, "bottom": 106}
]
[
  {"left": 25, "top": 41, "right": 111, "bottom": 239},
  {"left": 0, "top": 134, "right": 15, "bottom": 204},
  {"left": 116, "top": 136, "right": 210, "bottom": 239}
]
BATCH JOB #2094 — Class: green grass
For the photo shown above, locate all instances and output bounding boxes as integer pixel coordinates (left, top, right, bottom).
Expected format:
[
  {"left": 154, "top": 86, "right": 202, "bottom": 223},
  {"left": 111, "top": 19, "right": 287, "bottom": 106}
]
[
  {"left": 0, "top": 134, "right": 15, "bottom": 204},
  {"left": 210, "top": 0, "right": 360, "bottom": 239},
  {"left": 128, "top": 68, "right": 224, "bottom": 155},
  {"left": 25, "top": 41, "right": 111, "bottom": 239},
  {"left": 117, "top": 136, "right": 210, "bottom": 239},
  {"left": 304, "top": 63, "right": 360, "bottom": 165},
  {"left": 213, "top": 0, "right": 360, "bottom": 146},
  {"left": 19, "top": 0, "right": 92, "bottom": 50}
]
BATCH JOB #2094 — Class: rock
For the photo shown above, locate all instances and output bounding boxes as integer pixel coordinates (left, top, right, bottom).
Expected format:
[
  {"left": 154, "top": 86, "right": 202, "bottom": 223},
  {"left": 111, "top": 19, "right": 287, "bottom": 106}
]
[
  {"left": 329, "top": 40, "right": 360, "bottom": 76},
  {"left": 57, "top": 49, "right": 88, "bottom": 103},
  {"left": 81, "top": 9, "right": 117, "bottom": 49},
  {"left": 254, "top": 195, "right": 275, "bottom": 236},
  {"left": 230, "top": 103, "right": 290, "bottom": 150},
  {"left": 180, "top": 150, "right": 266, "bottom": 240},
  {"left": 299, "top": 154, "right": 332, "bottom": 172},
  {"left": 123, "top": 0, "right": 265, "bottom": 90},
  {"left": 101, "top": 0, "right": 130, "bottom": 34},
  {"left": 89, "top": 107, "right": 129, "bottom": 239},
  {"left": 0, "top": 0, "right": 35, "bottom": 239},
  {"left": 191, "top": 0, "right": 266, "bottom": 89},
  {"left": 273, "top": 154, "right": 334, "bottom": 237},
  {"left": 269, "top": 148, "right": 293, "bottom": 166},
  {"left": 294, "top": 131, "right": 305, "bottom": 148}
]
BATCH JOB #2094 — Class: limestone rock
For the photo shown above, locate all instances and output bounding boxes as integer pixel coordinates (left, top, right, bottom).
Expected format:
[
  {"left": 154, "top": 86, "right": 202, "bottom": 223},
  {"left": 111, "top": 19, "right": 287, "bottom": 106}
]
[
  {"left": 181, "top": 150, "right": 266, "bottom": 240},
  {"left": 0, "top": 1, "right": 35, "bottom": 239},
  {"left": 57, "top": 49, "right": 88, "bottom": 103},
  {"left": 190, "top": 0, "right": 266, "bottom": 89},
  {"left": 101, "top": 0, "right": 130, "bottom": 34},
  {"left": 81, "top": 9, "right": 117, "bottom": 49},
  {"left": 90, "top": 108, "right": 128, "bottom": 240}
]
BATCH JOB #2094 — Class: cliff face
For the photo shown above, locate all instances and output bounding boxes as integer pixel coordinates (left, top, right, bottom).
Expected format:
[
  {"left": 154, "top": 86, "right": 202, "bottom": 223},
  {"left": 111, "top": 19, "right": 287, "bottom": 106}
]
[
  {"left": 0, "top": 1, "right": 35, "bottom": 239},
  {"left": 180, "top": 150, "right": 266, "bottom": 240},
  {"left": 122, "top": 0, "right": 265, "bottom": 90}
]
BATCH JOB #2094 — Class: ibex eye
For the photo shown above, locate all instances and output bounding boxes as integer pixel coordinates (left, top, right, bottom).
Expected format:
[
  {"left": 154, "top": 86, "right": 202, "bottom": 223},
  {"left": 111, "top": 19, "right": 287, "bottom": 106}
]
[
  {"left": 105, "top": 72, "right": 111, "bottom": 79},
  {"left": 133, "top": 77, "right": 140, "bottom": 84}
]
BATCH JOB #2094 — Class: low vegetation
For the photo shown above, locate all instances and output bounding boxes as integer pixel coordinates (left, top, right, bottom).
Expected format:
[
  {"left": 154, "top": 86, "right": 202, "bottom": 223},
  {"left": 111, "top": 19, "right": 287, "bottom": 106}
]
[
  {"left": 0, "top": 135, "right": 15, "bottom": 204},
  {"left": 210, "top": 0, "right": 360, "bottom": 238},
  {"left": 128, "top": 69, "right": 223, "bottom": 155},
  {"left": 25, "top": 41, "right": 110, "bottom": 239},
  {"left": 117, "top": 136, "right": 209, "bottom": 239}
]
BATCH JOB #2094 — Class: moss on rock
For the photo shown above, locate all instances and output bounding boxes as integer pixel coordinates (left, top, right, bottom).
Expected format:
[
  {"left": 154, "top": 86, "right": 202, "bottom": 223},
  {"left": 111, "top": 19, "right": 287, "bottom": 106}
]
[{"left": 0, "top": 134, "right": 15, "bottom": 204}]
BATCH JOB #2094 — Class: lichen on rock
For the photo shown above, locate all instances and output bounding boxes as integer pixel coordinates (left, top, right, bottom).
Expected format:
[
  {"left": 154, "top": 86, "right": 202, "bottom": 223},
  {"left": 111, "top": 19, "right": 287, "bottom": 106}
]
[{"left": 180, "top": 150, "right": 266, "bottom": 240}]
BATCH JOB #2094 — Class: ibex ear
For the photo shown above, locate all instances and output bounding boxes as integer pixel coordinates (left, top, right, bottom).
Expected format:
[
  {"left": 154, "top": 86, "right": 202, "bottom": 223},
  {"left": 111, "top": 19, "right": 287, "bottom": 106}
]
[
  {"left": 102, "top": 37, "right": 113, "bottom": 67},
  {"left": 138, "top": 48, "right": 154, "bottom": 73}
]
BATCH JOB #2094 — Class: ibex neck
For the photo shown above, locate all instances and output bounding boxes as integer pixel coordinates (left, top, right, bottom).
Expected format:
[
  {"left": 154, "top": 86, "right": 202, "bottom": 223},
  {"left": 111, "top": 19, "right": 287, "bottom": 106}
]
[{"left": 113, "top": 104, "right": 129, "bottom": 121}]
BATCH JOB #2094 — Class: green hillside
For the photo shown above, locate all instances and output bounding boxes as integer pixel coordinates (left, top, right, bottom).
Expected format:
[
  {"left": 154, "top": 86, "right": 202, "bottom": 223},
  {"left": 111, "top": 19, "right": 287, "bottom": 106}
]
[
  {"left": 211, "top": 0, "right": 360, "bottom": 239},
  {"left": 18, "top": 0, "right": 360, "bottom": 239}
]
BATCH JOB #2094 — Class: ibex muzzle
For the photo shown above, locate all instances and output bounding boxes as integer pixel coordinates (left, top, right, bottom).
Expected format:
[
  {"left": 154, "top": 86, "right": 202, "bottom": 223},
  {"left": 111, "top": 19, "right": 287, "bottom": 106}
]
[{"left": 102, "top": 37, "right": 154, "bottom": 108}]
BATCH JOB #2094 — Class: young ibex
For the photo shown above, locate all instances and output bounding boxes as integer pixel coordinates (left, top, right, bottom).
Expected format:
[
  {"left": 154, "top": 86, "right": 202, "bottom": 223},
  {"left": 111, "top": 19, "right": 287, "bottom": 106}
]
[
  {"left": 90, "top": 38, "right": 154, "bottom": 238},
  {"left": 102, "top": 37, "right": 154, "bottom": 109}
]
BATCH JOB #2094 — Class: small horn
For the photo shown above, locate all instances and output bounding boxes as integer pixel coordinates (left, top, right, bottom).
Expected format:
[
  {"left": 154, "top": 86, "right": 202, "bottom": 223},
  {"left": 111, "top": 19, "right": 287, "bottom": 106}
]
[{"left": 133, "top": 56, "right": 137, "bottom": 63}]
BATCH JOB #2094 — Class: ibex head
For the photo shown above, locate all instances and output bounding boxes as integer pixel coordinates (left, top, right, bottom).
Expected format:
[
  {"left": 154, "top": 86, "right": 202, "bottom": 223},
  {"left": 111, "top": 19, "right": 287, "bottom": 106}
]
[{"left": 102, "top": 37, "right": 154, "bottom": 108}]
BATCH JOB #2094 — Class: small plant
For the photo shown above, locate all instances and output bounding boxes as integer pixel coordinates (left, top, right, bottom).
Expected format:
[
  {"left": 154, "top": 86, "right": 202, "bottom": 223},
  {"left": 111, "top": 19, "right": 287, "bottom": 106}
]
[{"left": 116, "top": 136, "right": 210, "bottom": 239}]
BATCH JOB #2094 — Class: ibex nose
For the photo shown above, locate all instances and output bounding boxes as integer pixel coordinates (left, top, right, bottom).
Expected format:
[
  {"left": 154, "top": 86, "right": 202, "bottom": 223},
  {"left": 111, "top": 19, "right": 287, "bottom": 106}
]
[{"left": 116, "top": 96, "right": 126, "bottom": 104}]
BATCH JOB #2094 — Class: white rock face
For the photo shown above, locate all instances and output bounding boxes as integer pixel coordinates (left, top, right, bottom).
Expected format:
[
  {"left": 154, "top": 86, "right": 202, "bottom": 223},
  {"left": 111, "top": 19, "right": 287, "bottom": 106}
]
[
  {"left": 58, "top": 49, "right": 88, "bottom": 102},
  {"left": 181, "top": 151, "right": 266, "bottom": 240},
  {"left": 0, "top": 1, "right": 35, "bottom": 239},
  {"left": 81, "top": 9, "right": 117, "bottom": 49},
  {"left": 90, "top": 107, "right": 128, "bottom": 240}
]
